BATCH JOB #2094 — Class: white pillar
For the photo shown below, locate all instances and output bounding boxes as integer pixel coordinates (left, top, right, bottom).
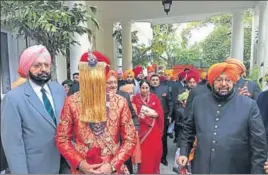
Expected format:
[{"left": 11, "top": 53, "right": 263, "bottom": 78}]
[
  {"left": 257, "top": 2, "right": 268, "bottom": 81},
  {"left": 230, "top": 10, "right": 244, "bottom": 62},
  {"left": 249, "top": 8, "right": 259, "bottom": 73},
  {"left": 113, "top": 35, "right": 119, "bottom": 70},
  {"left": 68, "top": 1, "right": 91, "bottom": 77},
  {"left": 103, "top": 21, "right": 116, "bottom": 70},
  {"left": 121, "top": 21, "right": 132, "bottom": 70},
  {"left": 259, "top": 2, "right": 268, "bottom": 89}
]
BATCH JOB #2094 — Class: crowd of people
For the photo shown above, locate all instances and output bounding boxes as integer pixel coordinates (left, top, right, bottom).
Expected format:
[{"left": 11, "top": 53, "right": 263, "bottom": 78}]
[{"left": 1, "top": 44, "right": 268, "bottom": 174}]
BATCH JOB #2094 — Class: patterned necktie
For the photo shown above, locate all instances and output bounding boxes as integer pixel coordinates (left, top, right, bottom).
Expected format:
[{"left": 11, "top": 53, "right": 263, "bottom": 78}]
[{"left": 41, "top": 87, "right": 56, "bottom": 125}]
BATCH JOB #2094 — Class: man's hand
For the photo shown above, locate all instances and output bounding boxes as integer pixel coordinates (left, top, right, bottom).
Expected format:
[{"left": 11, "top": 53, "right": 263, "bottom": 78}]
[
  {"left": 79, "top": 160, "right": 103, "bottom": 174},
  {"left": 168, "top": 116, "right": 172, "bottom": 123},
  {"left": 238, "top": 87, "right": 252, "bottom": 97},
  {"left": 96, "top": 163, "right": 113, "bottom": 174},
  {"left": 264, "top": 161, "right": 268, "bottom": 174},
  {"left": 176, "top": 155, "right": 188, "bottom": 167}
]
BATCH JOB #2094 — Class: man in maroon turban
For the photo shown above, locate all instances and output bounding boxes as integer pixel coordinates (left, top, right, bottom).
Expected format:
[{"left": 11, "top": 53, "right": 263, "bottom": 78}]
[
  {"left": 133, "top": 65, "right": 144, "bottom": 82},
  {"left": 185, "top": 70, "right": 200, "bottom": 90},
  {"left": 176, "top": 62, "right": 267, "bottom": 174}
]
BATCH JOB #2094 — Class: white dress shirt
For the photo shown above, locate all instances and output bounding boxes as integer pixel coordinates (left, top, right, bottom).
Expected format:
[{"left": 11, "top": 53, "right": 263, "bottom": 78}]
[{"left": 29, "top": 79, "right": 56, "bottom": 113}]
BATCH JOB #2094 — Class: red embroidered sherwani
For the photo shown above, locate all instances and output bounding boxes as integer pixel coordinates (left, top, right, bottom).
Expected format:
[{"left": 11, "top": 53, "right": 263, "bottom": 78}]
[{"left": 55, "top": 92, "right": 137, "bottom": 174}]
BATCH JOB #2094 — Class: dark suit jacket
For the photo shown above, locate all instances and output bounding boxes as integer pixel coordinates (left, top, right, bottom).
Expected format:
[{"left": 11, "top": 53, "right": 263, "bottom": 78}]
[
  {"left": 69, "top": 80, "right": 79, "bottom": 95},
  {"left": 257, "top": 90, "right": 268, "bottom": 143},
  {"left": 181, "top": 92, "right": 266, "bottom": 174},
  {"left": 150, "top": 85, "right": 173, "bottom": 118},
  {"left": 184, "top": 83, "right": 211, "bottom": 117},
  {"left": 235, "top": 78, "right": 261, "bottom": 100},
  {"left": 117, "top": 90, "right": 139, "bottom": 131}
]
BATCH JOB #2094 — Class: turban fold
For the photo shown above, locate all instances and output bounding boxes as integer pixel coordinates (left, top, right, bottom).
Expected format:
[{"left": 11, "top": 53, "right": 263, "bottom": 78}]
[
  {"left": 225, "top": 58, "right": 246, "bottom": 76},
  {"left": 79, "top": 51, "right": 111, "bottom": 123},
  {"left": 80, "top": 51, "right": 110, "bottom": 75},
  {"left": 147, "top": 66, "right": 155, "bottom": 73},
  {"left": 18, "top": 45, "right": 51, "bottom": 77},
  {"left": 123, "top": 70, "right": 135, "bottom": 80},
  {"left": 164, "top": 69, "right": 173, "bottom": 77},
  {"left": 107, "top": 70, "right": 118, "bottom": 80},
  {"left": 133, "top": 66, "right": 143, "bottom": 77},
  {"left": 152, "top": 64, "right": 157, "bottom": 71},
  {"left": 200, "top": 71, "right": 207, "bottom": 80},
  {"left": 186, "top": 70, "right": 200, "bottom": 83},
  {"left": 178, "top": 71, "right": 187, "bottom": 80},
  {"left": 171, "top": 74, "right": 178, "bottom": 81},
  {"left": 207, "top": 62, "right": 240, "bottom": 85}
]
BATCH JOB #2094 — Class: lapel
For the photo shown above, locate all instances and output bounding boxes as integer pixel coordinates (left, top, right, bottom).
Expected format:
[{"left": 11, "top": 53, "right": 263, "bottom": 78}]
[
  {"left": 24, "top": 81, "right": 56, "bottom": 128},
  {"left": 48, "top": 82, "right": 61, "bottom": 125}
]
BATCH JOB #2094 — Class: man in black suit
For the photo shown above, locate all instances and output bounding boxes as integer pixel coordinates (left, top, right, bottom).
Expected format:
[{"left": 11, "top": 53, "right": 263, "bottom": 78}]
[{"left": 150, "top": 74, "right": 173, "bottom": 166}]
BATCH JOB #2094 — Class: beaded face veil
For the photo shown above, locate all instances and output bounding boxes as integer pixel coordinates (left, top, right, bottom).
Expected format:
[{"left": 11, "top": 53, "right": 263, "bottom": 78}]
[{"left": 78, "top": 50, "right": 110, "bottom": 125}]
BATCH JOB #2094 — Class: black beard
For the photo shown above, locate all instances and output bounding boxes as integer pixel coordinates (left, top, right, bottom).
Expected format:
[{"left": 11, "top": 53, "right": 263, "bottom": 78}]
[
  {"left": 126, "top": 79, "right": 135, "bottom": 85},
  {"left": 29, "top": 71, "right": 51, "bottom": 86},
  {"left": 212, "top": 86, "right": 234, "bottom": 101},
  {"left": 136, "top": 77, "right": 141, "bottom": 82}
]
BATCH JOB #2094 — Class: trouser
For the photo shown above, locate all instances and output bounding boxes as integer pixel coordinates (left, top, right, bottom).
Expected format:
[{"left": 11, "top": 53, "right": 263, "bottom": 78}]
[
  {"left": 161, "top": 118, "right": 169, "bottom": 160},
  {"left": 125, "top": 157, "right": 133, "bottom": 174},
  {"left": 59, "top": 156, "right": 70, "bottom": 174},
  {"left": 174, "top": 124, "right": 179, "bottom": 139}
]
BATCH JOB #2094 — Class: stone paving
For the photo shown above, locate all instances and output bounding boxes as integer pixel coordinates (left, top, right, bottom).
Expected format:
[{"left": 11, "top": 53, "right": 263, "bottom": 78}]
[{"left": 160, "top": 138, "right": 178, "bottom": 174}]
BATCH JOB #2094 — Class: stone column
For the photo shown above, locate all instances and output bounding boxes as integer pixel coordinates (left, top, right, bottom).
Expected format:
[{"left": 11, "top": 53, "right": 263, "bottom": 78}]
[
  {"left": 68, "top": 1, "right": 91, "bottom": 77},
  {"left": 256, "top": 2, "right": 268, "bottom": 82},
  {"left": 230, "top": 10, "right": 244, "bottom": 62},
  {"left": 258, "top": 2, "right": 268, "bottom": 89},
  {"left": 249, "top": 7, "right": 259, "bottom": 73},
  {"left": 103, "top": 21, "right": 116, "bottom": 70},
  {"left": 121, "top": 21, "right": 132, "bottom": 70}
]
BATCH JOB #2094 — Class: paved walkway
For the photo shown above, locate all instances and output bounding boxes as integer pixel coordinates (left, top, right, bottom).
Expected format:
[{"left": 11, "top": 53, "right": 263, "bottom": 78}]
[{"left": 160, "top": 138, "right": 178, "bottom": 174}]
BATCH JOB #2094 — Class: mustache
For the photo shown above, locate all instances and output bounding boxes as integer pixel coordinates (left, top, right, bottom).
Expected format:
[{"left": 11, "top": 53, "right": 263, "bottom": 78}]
[{"left": 38, "top": 72, "right": 49, "bottom": 76}]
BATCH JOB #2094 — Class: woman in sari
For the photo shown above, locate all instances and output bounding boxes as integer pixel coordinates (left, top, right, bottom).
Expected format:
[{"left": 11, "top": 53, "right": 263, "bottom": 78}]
[{"left": 132, "top": 80, "right": 164, "bottom": 174}]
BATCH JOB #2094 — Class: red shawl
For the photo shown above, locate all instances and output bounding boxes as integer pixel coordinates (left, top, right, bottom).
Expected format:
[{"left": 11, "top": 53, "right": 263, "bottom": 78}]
[{"left": 132, "top": 93, "right": 164, "bottom": 143}]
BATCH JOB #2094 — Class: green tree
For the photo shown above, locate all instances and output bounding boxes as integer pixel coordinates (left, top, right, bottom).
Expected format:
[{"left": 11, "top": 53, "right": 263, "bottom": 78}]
[
  {"left": 180, "top": 11, "right": 252, "bottom": 68},
  {"left": 1, "top": 1, "right": 99, "bottom": 81},
  {"left": 150, "top": 24, "right": 180, "bottom": 67},
  {"left": 200, "top": 25, "right": 231, "bottom": 65}
]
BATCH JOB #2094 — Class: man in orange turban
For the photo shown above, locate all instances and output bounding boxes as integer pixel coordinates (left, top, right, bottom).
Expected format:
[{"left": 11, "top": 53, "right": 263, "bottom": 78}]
[
  {"left": 177, "top": 62, "right": 266, "bottom": 174},
  {"left": 123, "top": 69, "right": 140, "bottom": 95},
  {"left": 225, "top": 58, "right": 261, "bottom": 100},
  {"left": 147, "top": 66, "right": 155, "bottom": 74},
  {"left": 55, "top": 51, "right": 137, "bottom": 174}
]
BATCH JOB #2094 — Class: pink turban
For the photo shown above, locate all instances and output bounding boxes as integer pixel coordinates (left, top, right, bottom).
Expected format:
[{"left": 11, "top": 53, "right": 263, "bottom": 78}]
[{"left": 18, "top": 45, "right": 51, "bottom": 77}]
